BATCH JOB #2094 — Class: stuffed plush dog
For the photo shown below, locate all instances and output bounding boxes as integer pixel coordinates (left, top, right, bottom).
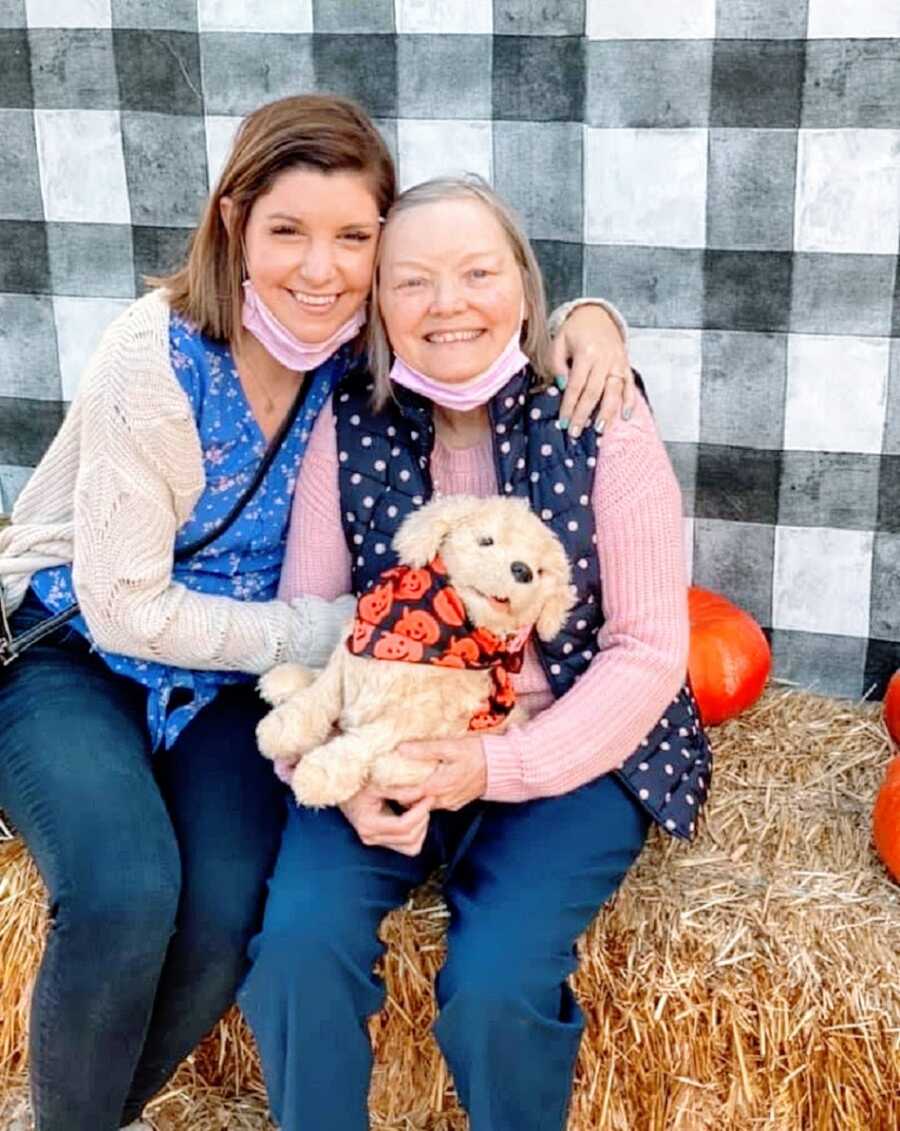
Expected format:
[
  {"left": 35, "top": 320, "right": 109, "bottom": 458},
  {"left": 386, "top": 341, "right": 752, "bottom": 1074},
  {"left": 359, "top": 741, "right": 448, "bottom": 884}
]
[{"left": 256, "top": 495, "right": 574, "bottom": 807}]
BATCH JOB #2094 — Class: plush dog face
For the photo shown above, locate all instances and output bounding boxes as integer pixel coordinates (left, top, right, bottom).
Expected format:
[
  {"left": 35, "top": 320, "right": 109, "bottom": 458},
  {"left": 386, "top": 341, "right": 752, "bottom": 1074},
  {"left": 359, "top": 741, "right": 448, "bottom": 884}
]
[{"left": 392, "top": 495, "right": 575, "bottom": 641}]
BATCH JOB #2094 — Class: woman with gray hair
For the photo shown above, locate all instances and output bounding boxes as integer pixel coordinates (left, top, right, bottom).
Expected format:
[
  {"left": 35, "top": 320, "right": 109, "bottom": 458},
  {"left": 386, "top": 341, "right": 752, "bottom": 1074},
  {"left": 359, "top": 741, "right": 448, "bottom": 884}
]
[{"left": 240, "top": 176, "right": 711, "bottom": 1131}]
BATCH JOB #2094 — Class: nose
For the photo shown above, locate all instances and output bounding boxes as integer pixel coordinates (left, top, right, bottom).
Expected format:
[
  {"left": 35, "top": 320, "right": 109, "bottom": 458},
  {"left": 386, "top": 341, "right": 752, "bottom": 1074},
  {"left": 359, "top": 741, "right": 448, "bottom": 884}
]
[
  {"left": 510, "top": 560, "right": 533, "bottom": 584},
  {"left": 430, "top": 277, "right": 465, "bottom": 315},
  {"left": 299, "top": 239, "right": 336, "bottom": 287}
]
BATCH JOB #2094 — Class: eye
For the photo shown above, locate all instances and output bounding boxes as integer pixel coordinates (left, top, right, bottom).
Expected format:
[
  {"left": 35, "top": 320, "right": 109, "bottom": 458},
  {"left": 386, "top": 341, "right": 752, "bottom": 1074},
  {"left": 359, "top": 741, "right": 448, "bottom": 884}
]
[
  {"left": 397, "top": 277, "right": 425, "bottom": 290},
  {"left": 467, "top": 268, "right": 490, "bottom": 281},
  {"left": 477, "top": 535, "right": 494, "bottom": 547},
  {"left": 271, "top": 225, "right": 300, "bottom": 236},
  {"left": 340, "top": 231, "right": 373, "bottom": 244}
]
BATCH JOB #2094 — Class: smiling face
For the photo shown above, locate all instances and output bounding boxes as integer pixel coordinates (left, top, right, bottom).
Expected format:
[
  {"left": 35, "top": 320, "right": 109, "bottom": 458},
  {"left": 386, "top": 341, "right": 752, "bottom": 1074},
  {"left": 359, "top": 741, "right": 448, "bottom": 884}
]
[
  {"left": 392, "top": 495, "right": 574, "bottom": 642},
  {"left": 237, "top": 166, "right": 381, "bottom": 344},
  {"left": 377, "top": 198, "right": 525, "bottom": 383}
]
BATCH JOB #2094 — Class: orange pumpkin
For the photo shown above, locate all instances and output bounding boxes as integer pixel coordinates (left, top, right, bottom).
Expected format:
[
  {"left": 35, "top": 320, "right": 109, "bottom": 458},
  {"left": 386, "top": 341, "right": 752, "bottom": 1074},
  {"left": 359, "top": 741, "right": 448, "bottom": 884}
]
[
  {"left": 873, "top": 755, "right": 900, "bottom": 882},
  {"left": 395, "top": 608, "right": 441, "bottom": 646},
  {"left": 884, "top": 671, "right": 900, "bottom": 748},
  {"left": 687, "top": 587, "right": 771, "bottom": 726},
  {"left": 373, "top": 632, "right": 423, "bottom": 663}
]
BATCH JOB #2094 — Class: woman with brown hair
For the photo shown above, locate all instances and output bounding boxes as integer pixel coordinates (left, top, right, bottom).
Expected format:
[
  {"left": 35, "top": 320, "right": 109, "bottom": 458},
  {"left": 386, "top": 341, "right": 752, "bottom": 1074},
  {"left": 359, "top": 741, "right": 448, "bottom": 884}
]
[{"left": 0, "top": 96, "right": 631, "bottom": 1131}]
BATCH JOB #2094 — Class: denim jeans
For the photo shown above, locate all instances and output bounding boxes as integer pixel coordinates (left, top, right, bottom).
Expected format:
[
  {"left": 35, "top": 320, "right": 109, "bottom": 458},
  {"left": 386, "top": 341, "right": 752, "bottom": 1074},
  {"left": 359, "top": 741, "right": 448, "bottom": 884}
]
[
  {"left": 240, "top": 770, "right": 651, "bottom": 1131},
  {"left": 0, "top": 592, "right": 287, "bottom": 1131}
]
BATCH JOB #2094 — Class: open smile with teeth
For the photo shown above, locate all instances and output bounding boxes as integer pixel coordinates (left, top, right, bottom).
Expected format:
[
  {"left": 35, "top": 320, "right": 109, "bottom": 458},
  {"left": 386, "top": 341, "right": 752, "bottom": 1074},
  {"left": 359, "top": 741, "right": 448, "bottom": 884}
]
[
  {"left": 289, "top": 290, "right": 340, "bottom": 308},
  {"left": 425, "top": 329, "right": 485, "bottom": 344}
]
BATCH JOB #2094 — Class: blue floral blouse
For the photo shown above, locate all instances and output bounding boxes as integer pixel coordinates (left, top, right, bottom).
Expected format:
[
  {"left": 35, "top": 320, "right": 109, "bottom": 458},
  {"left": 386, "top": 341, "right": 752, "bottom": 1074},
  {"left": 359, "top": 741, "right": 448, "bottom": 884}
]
[{"left": 30, "top": 313, "right": 354, "bottom": 751}]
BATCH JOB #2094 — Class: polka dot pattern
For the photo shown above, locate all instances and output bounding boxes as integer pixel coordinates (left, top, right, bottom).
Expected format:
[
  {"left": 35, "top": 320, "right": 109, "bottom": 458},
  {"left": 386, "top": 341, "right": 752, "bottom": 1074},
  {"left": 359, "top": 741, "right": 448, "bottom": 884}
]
[{"left": 335, "top": 366, "right": 711, "bottom": 842}]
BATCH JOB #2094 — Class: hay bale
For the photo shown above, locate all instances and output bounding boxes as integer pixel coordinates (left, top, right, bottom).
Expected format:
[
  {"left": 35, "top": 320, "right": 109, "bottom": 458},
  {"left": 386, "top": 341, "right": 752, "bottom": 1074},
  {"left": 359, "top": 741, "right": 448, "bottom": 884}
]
[{"left": 2, "top": 688, "right": 899, "bottom": 1129}]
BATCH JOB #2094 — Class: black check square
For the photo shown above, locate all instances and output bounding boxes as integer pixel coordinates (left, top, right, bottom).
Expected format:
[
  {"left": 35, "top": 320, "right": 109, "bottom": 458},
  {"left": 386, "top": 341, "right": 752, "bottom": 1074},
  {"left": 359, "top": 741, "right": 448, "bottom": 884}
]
[
  {"left": 877, "top": 455, "right": 900, "bottom": 534},
  {"left": 0, "top": 295, "right": 60, "bottom": 401},
  {"left": 865, "top": 639, "right": 900, "bottom": 700},
  {"left": 586, "top": 40, "right": 712, "bottom": 128},
  {"left": 0, "top": 219, "right": 49, "bottom": 293},
  {"left": 803, "top": 40, "right": 900, "bottom": 129},
  {"left": 131, "top": 225, "right": 193, "bottom": 294},
  {"left": 200, "top": 33, "right": 315, "bottom": 117},
  {"left": 311, "top": 34, "right": 397, "bottom": 118},
  {"left": 532, "top": 241, "right": 584, "bottom": 317},
  {"left": 692, "top": 518, "right": 775, "bottom": 627},
  {"left": 700, "top": 330, "right": 786, "bottom": 449},
  {"left": 585, "top": 247, "right": 706, "bottom": 330},
  {"left": 492, "top": 36, "right": 584, "bottom": 121},
  {"left": 493, "top": 121, "right": 582, "bottom": 242},
  {"left": 666, "top": 442, "right": 698, "bottom": 516},
  {"left": 778, "top": 452, "right": 881, "bottom": 531},
  {"left": 121, "top": 111, "right": 208, "bottom": 227},
  {"left": 312, "top": 0, "right": 394, "bottom": 33},
  {"left": 0, "top": 109, "right": 43, "bottom": 219},
  {"left": 695, "top": 444, "right": 781, "bottom": 525},
  {"left": 0, "top": 397, "right": 65, "bottom": 467},
  {"left": 46, "top": 221, "right": 135, "bottom": 298},
  {"left": 771, "top": 629, "right": 867, "bottom": 699},
  {"left": 710, "top": 40, "right": 805, "bottom": 128},
  {"left": 707, "top": 128, "right": 796, "bottom": 251},
  {"left": 871, "top": 533, "right": 900, "bottom": 642},
  {"left": 397, "top": 34, "right": 491, "bottom": 119},
  {"left": 114, "top": 29, "right": 203, "bottom": 116},
  {"left": 29, "top": 29, "right": 118, "bottom": 110},
  {"left": 0, "top": 28, "right": 32, "bottom": 107},
  {"left": 494, "top": 0, "right": 585, "bottom": 36},
  {"left": 704, "top": 251, "right": 793, "bottom": 332},
  {"left": 790, "top": 253, "right": 896, "bottom": 337}
]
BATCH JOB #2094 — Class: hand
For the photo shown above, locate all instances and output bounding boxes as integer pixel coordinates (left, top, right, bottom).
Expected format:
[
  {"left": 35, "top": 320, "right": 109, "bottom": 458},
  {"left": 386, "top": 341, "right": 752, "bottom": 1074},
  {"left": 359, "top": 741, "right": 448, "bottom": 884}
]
[
  {"left": 339, "top": 783, "right": 431, "bottom": 856},
  {"left": 550, "top": 304, "right": 636, "bottom": 439},
  {"left": 389, "top": 736, "right": 487, "bottom": 812}
]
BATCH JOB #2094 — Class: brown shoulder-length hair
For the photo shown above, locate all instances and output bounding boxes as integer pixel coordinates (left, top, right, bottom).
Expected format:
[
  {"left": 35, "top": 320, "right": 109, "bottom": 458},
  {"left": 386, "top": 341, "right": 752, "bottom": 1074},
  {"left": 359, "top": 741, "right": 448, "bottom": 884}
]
[
  {"left": 149, "top": 94, "right": 396, "bottom": 342},
  {"left": 367, "top": 175, "right": 553, "bottom": 409}
]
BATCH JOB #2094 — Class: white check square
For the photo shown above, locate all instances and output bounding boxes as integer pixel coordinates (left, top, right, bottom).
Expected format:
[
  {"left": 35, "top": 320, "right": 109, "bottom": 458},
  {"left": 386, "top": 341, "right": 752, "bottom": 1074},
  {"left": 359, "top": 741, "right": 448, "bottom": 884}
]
[
  {"left": 627, "top": 329, "right": 702, "bottom": 443},
  {"left": 198, "top": 0, "right": 313, "bottom": 33},
  {"left": 26, "top": 0, "right": 111, "bottom": 27},
  {"left": 795, "top": 129, "right": 900, "bottom": 255},
  {"left": 396, "top": 119, "right": 492, "bottom": 191},
  {"left": 395, "top": 0, "right": 491, "bottom": 34},
  {"left": 585, "top": 128, "right": 708, "bottom": 248},
  {"left": 585, "top": 0, "right": 715, "bottom": 39},
  {"left": 35, "top": 109, "right": 130, "bottom": 224},
  {"left": 773, "top": 526, "right": 873, "bottom": 637},
  {"left": 784, "top": 335, "right": 889, "bottom": 454},
  {"left": 807, "top": 0, "right": 900, "bottom": 38},
  {"left": 53, "top": 296, "right": 131, "bottom": 401}
]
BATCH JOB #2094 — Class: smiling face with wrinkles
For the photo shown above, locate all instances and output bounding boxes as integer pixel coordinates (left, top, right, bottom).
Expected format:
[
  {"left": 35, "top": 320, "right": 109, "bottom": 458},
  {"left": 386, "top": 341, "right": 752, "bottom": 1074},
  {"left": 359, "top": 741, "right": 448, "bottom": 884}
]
[{"left": 377, "top": 197, "right": 525, "bottom": 384}]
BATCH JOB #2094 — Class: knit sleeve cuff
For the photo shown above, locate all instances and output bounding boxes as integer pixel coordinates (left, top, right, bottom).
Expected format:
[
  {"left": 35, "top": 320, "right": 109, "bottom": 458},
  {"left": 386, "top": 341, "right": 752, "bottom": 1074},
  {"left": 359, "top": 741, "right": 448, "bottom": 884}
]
[
  {"left": 547, "top": 297, "right": 629, "bottom": 344},
  {"left": 481, "top": 731, "right": 530, "bottom": 803}
]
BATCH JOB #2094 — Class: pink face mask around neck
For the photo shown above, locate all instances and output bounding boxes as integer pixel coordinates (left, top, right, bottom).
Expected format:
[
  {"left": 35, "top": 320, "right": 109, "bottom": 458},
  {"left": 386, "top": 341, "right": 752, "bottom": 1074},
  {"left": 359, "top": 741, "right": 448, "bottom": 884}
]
[
  {"left": 241, "top": 280, "right": 366, "bottom": 372},
  {"left": 388, "top": 325, "right": 530, "bottom": 412}
]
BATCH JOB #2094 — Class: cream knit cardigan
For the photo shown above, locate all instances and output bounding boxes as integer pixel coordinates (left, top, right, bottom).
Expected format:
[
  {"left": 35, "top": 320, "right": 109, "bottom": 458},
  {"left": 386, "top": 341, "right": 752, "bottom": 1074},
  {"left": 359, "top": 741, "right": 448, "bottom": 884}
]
[{"left": 0, "top": 291, "right": 349, "bottom": 674}]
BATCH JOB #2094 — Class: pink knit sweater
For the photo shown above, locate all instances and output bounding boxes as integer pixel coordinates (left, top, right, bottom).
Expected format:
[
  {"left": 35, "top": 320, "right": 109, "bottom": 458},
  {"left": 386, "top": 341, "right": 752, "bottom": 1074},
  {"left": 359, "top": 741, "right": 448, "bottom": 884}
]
[{"left": 279, "top": 394, "right": 689, "bottom": 803}]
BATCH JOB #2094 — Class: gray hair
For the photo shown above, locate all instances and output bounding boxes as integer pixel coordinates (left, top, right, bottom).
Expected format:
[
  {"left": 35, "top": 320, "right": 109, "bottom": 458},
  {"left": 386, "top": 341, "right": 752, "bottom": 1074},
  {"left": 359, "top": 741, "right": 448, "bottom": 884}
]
[{"left": 367, "top": 174, "right": 553, "bottom": 409}]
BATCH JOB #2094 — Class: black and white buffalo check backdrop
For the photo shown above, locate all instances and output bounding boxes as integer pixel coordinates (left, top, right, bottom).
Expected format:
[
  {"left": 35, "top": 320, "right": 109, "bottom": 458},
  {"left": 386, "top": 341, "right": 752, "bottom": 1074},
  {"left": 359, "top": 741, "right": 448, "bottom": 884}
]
[{"left": 0, "top": 0, "right": 898, "bottom": 699}]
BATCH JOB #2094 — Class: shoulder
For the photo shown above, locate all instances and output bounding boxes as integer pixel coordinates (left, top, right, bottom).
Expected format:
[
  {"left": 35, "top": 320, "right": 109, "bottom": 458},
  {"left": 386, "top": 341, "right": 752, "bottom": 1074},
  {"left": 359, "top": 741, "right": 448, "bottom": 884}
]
[{"left": 595, "top": 392, "right": 680, "bottom": 510}]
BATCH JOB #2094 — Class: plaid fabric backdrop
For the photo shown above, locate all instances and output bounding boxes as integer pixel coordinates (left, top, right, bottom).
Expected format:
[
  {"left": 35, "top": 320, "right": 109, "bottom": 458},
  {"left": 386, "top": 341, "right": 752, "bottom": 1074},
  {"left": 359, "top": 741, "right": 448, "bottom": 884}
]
[{"left": 0, "top": 0, "right": 898, "bottom": 699}]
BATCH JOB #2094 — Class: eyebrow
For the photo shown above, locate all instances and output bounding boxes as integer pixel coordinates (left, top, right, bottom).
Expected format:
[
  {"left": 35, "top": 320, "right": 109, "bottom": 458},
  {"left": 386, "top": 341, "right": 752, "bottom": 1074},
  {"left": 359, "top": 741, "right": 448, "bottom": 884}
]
[{"left": 389, "top": 250, "right": 504, "bottom": 270}]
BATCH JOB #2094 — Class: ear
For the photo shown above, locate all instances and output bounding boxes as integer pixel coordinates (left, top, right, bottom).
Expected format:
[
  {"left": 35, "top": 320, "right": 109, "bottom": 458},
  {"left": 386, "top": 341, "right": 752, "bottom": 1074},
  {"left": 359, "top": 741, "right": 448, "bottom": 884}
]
[
  {"left": 219, "top": 195, "right": 235, "bottom": 235},
  {"left": 392, "top": 495, "right": 482, "bottom": 567},
  {"left": 535, "top": 539, "right": 575, "bottom": 642}
]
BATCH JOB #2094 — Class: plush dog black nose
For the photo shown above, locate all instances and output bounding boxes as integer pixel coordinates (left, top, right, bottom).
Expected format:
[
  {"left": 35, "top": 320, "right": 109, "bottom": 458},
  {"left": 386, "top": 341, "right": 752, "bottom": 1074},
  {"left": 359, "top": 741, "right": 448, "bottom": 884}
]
[{"left": 510, "top": 560, "right": 533, "bottom": 584}]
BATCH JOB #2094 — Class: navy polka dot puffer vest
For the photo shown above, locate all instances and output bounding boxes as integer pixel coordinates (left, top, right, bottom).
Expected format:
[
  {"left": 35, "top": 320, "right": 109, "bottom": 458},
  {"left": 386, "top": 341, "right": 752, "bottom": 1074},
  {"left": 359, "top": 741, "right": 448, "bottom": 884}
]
[{"left": 333, "top": 366, "right": 712, "bottom": 840}]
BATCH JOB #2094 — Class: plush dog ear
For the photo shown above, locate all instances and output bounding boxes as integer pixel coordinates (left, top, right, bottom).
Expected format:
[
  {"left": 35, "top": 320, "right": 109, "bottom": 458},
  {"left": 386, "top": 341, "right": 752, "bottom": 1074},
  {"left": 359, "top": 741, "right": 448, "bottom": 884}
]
[
  {"left": 392, "top": 495, "right": 483, "bottom": 567},
  {"left": 535, "top": 537, "right": 575, "bottom": 642}
]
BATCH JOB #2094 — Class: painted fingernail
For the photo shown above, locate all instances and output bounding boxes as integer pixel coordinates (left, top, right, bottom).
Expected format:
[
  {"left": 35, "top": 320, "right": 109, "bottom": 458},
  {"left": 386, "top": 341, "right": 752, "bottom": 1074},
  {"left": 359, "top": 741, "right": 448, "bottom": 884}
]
[
  {"left": 569, "top": 424, "right": 582, "bottom": 439},
  {"left": 595, "top": 418, "right": 605, "bottom": 435},
  {"left": 622, "top": 406, "right": 633, "bottom": 421},
  {"left": 555, "top": 374, "right": 568, "bottom": 390},
  {"left": 559, "top": 417, "right": 569, "bottom": 430}
]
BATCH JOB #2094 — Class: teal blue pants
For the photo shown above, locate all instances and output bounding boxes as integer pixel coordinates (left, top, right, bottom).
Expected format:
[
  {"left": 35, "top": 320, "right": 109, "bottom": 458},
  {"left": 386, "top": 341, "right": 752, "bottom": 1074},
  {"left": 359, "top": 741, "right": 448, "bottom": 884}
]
[{"left": 239, "top": 774, "right": 650, "bottom": 1131}]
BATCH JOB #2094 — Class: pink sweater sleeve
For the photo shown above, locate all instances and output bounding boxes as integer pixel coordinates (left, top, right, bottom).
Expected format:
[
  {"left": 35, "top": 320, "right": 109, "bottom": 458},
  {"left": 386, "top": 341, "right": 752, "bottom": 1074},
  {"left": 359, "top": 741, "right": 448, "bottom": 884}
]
[
  {"left": 278, "top": 400, "right": 352, "bottom": 603},
  {"left": 481, "top": 396, "right": 690, "bottom": 803}
]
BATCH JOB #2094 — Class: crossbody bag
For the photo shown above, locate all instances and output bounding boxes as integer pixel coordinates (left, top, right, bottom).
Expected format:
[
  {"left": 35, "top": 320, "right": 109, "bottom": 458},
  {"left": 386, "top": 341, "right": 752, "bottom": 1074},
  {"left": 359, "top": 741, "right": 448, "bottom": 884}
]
[{"left": 0, "top": 380, "right": 308, "bottom": 668}]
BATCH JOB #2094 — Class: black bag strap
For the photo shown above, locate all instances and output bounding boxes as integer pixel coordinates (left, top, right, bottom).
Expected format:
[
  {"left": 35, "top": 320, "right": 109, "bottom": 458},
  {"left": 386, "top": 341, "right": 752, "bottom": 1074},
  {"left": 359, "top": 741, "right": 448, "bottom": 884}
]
[{"left": 0, "top": 378, "right": 309, "bottom": 666}]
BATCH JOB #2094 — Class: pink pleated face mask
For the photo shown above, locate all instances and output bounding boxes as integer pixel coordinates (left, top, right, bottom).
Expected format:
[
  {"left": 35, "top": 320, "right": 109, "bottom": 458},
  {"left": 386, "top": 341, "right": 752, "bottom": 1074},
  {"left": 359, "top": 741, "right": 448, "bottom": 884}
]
[
  {"left": 242, "top": 280, "right": 366, "bottom": 372},
  {"left": 388, "top": 323, "right": 530, "bottom": 412}
]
